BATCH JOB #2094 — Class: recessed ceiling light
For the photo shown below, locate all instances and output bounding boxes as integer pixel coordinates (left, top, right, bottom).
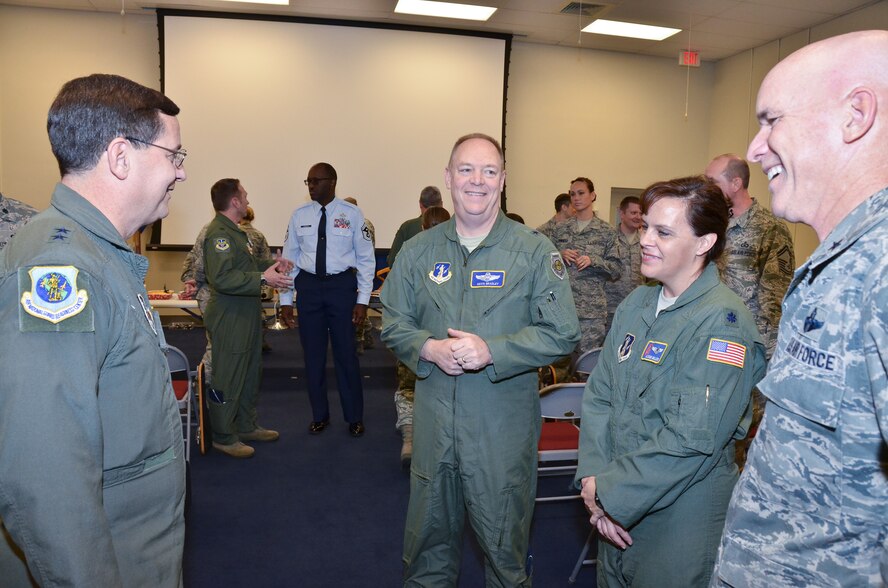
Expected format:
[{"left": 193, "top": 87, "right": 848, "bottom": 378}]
[
  {"left": 395, "top": 0, "right": 497, "bottom": 22},
  {"left": 212, "top": 0, "right": 290, "bottom": 5},
  {"left": 582, "top": 19, "right": 680, "bottom": 41}
]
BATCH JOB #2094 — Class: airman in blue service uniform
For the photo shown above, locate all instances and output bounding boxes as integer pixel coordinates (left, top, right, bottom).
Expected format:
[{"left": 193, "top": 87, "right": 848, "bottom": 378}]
[
  {"left": 382, "top": 133, "right": 579, "bottom": 586},
  {"left": 712, "top": 31, "right": 888, "bottom": 587},
  {"left": 0, "top": 74, "right": 187, "bottom": 587}
]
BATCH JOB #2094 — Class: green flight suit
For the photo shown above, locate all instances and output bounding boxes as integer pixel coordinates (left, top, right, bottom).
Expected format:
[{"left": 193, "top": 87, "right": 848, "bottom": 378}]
[
  {"left": 203, "top": 213, "right": 274, "bottom": 445},
  {"left": 0, "top": 184, "right": 185, "bottom": 586},
  {"left": 381, "top": 213, "right": 580, "bottom": 586},
  {"left": 576, "top": 263, "right": 766, "bottom": 587}
]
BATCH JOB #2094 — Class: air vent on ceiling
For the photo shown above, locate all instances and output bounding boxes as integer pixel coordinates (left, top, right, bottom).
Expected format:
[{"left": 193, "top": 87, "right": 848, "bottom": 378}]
[{"left": 560, "top": 2, "right": 610, "bottom": 18}]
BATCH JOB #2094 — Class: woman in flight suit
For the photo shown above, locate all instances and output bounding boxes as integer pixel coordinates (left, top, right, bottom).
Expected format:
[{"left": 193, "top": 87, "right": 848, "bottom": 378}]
[{"left": 575, "top": 175, "right": 767, "bottom": 587}]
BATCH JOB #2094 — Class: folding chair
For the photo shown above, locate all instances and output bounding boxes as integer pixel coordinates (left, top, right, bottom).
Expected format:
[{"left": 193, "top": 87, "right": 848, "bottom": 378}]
[
  {"left": 572, "top": 347, "right": 602, "bottom": 379},
  {"left": 537, "top": 382, "right": 599, "bottom": 582},
  {"left": 536, "top": 383, "right": 584, "bottom": 503},
  {"left": 166, "top": 345, "right": 194, "bottom": 461}
]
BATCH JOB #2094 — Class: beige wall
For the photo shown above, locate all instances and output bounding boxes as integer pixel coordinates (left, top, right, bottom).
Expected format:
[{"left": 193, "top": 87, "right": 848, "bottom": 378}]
[{"left": 2, "top": 2, "right": 887, "bottom": 290}]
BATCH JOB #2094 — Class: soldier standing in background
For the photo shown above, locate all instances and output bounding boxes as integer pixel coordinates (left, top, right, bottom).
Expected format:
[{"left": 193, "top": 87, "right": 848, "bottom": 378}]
[
  {"left": 0, "top": 192, "right": 38, "bottom": 251},
  {"left": 605, "top": 196, "right": 643, "bottom": 332}
]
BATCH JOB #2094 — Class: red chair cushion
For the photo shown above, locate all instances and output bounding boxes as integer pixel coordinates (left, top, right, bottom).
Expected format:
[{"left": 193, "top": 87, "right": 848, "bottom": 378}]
[
  {"left": 539, "top": 421, "right": 579, "bottom": 451},
  {"left": 172, "top": 380, "right": 189, "bottom": 401}
]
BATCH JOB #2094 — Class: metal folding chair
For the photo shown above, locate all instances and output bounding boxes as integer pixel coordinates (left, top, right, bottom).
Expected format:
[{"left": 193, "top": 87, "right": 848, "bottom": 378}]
[{"left": 166, "top": 345, "right": 194, "bottom": 461}]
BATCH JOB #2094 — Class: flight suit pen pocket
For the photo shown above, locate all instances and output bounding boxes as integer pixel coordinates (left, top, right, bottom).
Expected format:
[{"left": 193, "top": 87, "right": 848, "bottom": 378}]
[
  {"left": 537, "top": 290, "right": 570, "bottom": 329},
  {"left": 676, "top": 385, "right": 715, "bottom": 454}
]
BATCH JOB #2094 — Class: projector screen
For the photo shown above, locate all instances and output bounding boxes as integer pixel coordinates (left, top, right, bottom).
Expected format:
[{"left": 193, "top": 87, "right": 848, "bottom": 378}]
[{"left": 153, "top": 11, "right": 510, "bottom": 249}]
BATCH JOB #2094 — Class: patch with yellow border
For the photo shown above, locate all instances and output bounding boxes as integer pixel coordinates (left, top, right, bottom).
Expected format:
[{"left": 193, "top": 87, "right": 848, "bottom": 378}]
[{"left": 19, "top": 266, "right": 94, "bottom": 332}]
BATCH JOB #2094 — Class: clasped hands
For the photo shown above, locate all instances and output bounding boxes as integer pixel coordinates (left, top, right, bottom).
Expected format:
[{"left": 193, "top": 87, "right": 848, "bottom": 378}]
[
  {"left": 262, "top": 256, "right": 295, "bottom": 290},
  {"left": 420, "top": 328, "right": 492, "bottom": 376},
  {"left": 561, "top": 248, "right": 592, "bottom": 271},
  {"left": 580, "top": 476, "right": 633, "bottom": 550}
]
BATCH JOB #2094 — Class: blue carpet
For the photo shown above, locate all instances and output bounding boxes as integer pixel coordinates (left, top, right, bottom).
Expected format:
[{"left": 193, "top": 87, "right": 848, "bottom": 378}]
[{"left": 165, "top": 325, "right": 596, "bottom": 587}]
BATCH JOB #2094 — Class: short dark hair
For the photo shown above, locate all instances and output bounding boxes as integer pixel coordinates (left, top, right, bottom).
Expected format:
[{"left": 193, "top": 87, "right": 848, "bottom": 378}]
[
  {"left": 571, "top": 177, "right": 595, "bottom": 192},
  {"left": 47, "top": 74, "right": 180, "bottom": 177},
  {"left": 419, "top": 186, "right": 443, "bottom": 208},
  {"left": 311, "top": 162, "right": 337, "bottom": 182},
  {"left": 506, "top": 212, "right": 525, "bottom": 224},
  {"left": 449, "top": 133, "right": 504, "bottom": 167},
  {"left": 211, "top": 178, "right": 241, "bottom": 212},
  {"left": 640, "top": 175, "right": 729, "bottom": 264},
  {"left": 619, "top": 196, "right": 641, "bottom": 211},
  {"left": 554, "top": 193, "right": 571, "bottom": 212},
  {"left": 421, "top": 206, "right": 451, "bottom": 230}
]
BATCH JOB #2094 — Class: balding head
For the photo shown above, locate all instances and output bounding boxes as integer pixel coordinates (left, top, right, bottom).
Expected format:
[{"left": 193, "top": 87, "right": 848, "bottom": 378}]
[{"left": 747, "top": 30, "right": 888, "bottom": 238}]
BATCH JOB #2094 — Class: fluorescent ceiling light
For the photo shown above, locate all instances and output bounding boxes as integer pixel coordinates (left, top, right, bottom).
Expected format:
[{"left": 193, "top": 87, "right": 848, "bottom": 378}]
[
  {"left": 395, "top": 0, "right": 497, "bottom": 21},
  {"left": 582, "top": 19, "right": 680, "bottom": 41},
  {"left": 212, "top": 0, "right": 289, "bottom": 4}
]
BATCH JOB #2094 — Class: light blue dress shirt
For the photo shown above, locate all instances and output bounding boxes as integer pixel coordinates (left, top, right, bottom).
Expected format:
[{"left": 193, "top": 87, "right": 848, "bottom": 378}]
[{"left": 279, "top": 197, "right": 375, "bottom": 305}]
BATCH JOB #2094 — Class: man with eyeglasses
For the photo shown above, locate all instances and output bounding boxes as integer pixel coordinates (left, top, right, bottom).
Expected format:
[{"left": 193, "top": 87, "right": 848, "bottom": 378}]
[
  {"left": 279, "top": 163, "right": 375, "bottom": 437},
  {"left": 0, "top": 74, "right": 187, "bottom": 586}
]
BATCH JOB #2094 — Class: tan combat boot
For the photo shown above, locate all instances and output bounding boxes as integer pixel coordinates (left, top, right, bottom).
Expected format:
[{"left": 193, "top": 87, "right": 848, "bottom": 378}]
[{"left": 212, "top": 441, "right": 255, "bottom": 458}]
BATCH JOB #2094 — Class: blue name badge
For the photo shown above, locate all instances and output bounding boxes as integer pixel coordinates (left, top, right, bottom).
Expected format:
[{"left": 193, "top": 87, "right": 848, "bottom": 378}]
[
  {"left": 471, "top": 270, "right": 505, "bottom": 288},
  {"left": 641, "top": 340, "right": 668, "bottom": 364}
]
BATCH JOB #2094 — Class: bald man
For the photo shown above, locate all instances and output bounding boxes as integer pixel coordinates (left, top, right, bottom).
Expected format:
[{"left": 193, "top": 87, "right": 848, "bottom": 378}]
[{"left": 712, "top": 30, "right": 888, "bottom": 587}]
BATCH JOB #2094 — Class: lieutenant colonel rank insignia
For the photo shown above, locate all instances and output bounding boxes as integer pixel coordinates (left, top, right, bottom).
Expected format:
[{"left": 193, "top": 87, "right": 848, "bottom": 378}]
[
  {"left": 706, "top": 338, "right": 746, "bottom": 368},
  {"left": 215, "top": 238, "right": 230, "bottom": 252},
  {"left": 429, "top": 262, "right": 452, "bottom": 284},
  {"left": 471, "top": 271, "right": 505, "bottom": 288},
  {"left": 20, "top": 266, "right": 89, "bottom": 324},
  {"left": 550, "top": 252, "right": 565, "bottom": 280},
  {"left": 641, "top": 340, "right": 668, "bottom": 364}
]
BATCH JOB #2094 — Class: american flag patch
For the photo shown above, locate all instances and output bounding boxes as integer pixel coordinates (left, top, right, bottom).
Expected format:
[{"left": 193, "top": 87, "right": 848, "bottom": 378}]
[{"left": 706, "top": 338, "right": 746, "bottom": 368}]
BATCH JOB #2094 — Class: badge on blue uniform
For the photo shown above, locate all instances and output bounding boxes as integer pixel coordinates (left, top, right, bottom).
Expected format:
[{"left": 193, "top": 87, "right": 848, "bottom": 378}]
[
  {"left": 20, "top": 266, "right": 89, "bottom": 324},
  {"left": 215, "top": 238, "right": 230, "bottom": 252},
  {"left": 361, "top": 224, "right": 372, "bottom": 241},
  {"left": 618, "top": 333, "right": 635, "bottom": 362},
  {"left": 641, "top": 340, "right": 668, "bottom": 364},
  {"left": 429, "top": 262, "right": 452, "bottom": 284},
  {"left": 471, "top": 271, "right": 505, "bottom": 288}
]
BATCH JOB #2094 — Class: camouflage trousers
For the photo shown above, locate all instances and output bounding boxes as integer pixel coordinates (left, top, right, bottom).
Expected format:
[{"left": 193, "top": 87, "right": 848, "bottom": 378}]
[
  {"left": 354, "top": 315, "right": 375, "bottom": 353},
  {"left": 394, "top": 361, "right": 416, "bottom": 429},
  {"left": 197, "top": 294, "right": 212, "bottom": 385}
]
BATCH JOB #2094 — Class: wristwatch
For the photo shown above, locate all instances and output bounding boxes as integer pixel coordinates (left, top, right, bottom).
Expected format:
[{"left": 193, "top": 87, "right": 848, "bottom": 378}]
[
  {"left": 594, "top": 491, "right": 603, "bottom": 510},
  {"left": 260, "top": 277, "right": 267, "bottom": 287}
]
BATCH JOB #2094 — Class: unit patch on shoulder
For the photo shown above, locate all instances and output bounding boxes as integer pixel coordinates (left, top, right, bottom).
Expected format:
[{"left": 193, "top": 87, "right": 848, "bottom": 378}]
[
  {"left": 641, "top": 340, "right": 668, "bottom": 364},
  {"left": 429, "top": 262, "right": 452, "bottom": 285},
  {"left": 550, "top": 252, "right": 565, "bottom": 280},
  {"left": 471, "top": 271, "right": 505, "bottom": 288},
  {"left": 19, "top": 266, "right": 93, "bottom": 331},
  {"left": 706, "top": 338, "right": 746, "bottom": 369},
  {"left": 214, "top": 238, "right": 230, "bottom": 252}
]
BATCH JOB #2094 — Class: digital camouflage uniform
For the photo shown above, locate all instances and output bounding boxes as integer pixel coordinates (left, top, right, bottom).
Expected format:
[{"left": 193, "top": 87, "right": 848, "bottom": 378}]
[
  {"left": 381, "top": 213, "right": 580, "bottom": 586},
  {"left": 181, "top": 223, "right": 212, "bottom": 381},
  {"left": 717, "top": 199, "right": 794, "bottom": 359},
  {"left": 605, "top": 229, "right": 642, "bottom": 331},
  {"left": 535, "top": 216, "right": 558, "bottom": 241},
  {"left": 550, "top": 216, "right": 621, "bottom": 353},
  {"left": 0, "top": 193, "right": 38, "bottom": 251},
  {"left": 203, "top": 214, "right": 275, "bottom": 445},
  {"left": 712, "top": 187, "right": 888, "bottom": 588},
  {"left": 577, "top": 263, "right": 766, "bottom": 587},
  {"left": 0, "top": 184, "right": 185, "bottom": 587}
]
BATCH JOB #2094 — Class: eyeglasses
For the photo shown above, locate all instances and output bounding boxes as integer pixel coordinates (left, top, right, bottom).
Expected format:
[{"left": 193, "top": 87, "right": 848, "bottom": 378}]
[
  {"left": 304, "top": 177, "right": 334, "bottom": 186},
  {"left": 125, "top": 136, "right": 187, "bottom": 168}
]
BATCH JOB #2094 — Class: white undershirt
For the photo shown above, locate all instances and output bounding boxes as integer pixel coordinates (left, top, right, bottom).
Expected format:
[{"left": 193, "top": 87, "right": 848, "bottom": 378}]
[
  {"left": 457, "top": 231, "right": 488, "bottom": 253},
  {"left": 656, "top": 288, "right": 678, "bottom": 317}
]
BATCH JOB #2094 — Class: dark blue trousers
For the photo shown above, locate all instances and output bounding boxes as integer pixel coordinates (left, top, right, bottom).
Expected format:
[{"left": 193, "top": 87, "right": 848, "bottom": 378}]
[{"left": 294, "top": 270, "right": 364, "bottom": 423}]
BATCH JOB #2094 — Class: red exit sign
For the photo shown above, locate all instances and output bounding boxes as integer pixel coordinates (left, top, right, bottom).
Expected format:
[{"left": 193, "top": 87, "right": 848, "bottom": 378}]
[{"left": 679, "top": 50, "right": 701, "bottom": 67}]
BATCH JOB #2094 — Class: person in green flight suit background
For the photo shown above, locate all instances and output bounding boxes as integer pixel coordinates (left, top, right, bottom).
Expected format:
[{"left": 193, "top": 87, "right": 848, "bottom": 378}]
[{"left": 202, "top": 178, "right": 293, "bottom": 459}]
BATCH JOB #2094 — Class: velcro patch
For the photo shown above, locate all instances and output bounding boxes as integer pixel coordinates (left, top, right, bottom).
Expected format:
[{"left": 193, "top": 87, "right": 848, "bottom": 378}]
[
  {"left": 471, "top": 270, "right": 505, "bottom": 288},
  {"left": 706, "top": 338, "right": 746, "bottom": 368},
  {"left": 214, "top": 238, "right": 230, "bottom": 252},
  {"left": 18, "top": 266, "right": 94, "bottom": 332},
  {"left": 550, "top": 252, "right": 565, "bottom": 280}
]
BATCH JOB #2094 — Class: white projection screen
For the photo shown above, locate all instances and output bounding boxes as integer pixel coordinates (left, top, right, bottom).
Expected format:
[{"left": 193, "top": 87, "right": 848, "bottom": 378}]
[{"left": 154, "top": 11, "right": 510, "bottom": 249}]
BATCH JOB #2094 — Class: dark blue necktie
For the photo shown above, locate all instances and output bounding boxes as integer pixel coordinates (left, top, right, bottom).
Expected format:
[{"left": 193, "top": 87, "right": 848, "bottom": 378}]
[{"left": 316, "top": 205, "right": 327, "bottom": 276}]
